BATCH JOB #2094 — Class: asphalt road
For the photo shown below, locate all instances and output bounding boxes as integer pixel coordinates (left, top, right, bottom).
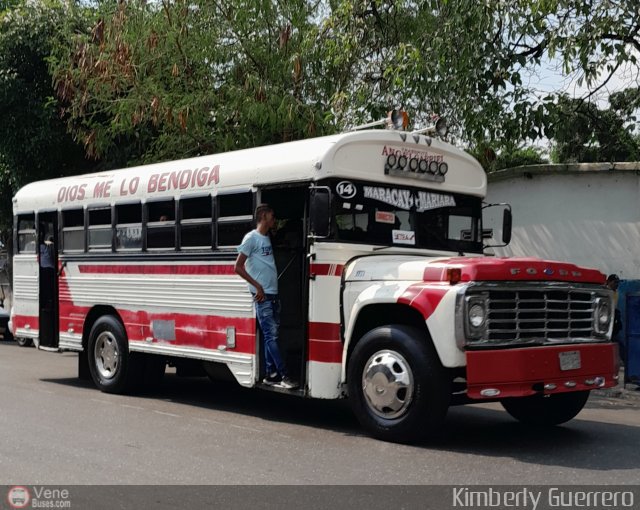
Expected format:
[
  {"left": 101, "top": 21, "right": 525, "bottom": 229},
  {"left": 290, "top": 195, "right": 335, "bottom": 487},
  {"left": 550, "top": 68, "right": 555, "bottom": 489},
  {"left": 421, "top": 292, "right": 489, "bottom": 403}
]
[{"left": 1, "top": 339, "right": 639, "bottom": 485}]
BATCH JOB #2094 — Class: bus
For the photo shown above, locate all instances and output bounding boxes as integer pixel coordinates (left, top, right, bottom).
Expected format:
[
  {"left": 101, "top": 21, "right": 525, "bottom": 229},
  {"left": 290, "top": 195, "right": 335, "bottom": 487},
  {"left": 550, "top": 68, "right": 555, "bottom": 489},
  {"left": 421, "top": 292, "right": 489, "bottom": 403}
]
[{"left": 10, "top": 129, "right": 619, "bottom": 442}]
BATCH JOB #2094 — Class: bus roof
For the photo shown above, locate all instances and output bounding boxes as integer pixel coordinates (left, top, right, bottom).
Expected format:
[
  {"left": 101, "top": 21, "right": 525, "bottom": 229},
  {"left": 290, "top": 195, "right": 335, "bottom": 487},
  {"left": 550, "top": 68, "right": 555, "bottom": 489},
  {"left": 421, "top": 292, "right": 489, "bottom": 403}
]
[{"left": 13, "top": 130, "right": 486, "bottom": 214}]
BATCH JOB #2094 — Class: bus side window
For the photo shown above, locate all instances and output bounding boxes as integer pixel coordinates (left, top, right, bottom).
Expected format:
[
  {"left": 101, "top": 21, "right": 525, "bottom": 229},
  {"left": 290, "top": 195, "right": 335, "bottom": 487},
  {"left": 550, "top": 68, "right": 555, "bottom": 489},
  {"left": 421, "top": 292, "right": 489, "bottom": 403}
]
[
  {"left": 88, "top": 207, "right": 112, "bottom": 252},
  {"left": 61, "top": 209, "right": 84, "bottom": 253},
  {"left": 116, "top": 203, "right": 142, "bottom": 251},
  {"left": 216, "top": 192, "right": 253, "bottom": 248},
  {"left": 17, "top": 214, "right": 36, "bottom": 253},
  {"left": 147, "top": 199, "right": 176, "bottom": 250},
  {"left": 180, "top": 196, "right": 213, "bottom": 249}
]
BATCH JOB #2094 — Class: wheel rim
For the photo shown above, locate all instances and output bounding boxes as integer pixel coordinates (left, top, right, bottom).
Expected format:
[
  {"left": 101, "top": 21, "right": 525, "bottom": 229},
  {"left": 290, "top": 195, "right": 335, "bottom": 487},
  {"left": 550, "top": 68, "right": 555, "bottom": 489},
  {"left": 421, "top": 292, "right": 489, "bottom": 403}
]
[
  {"left": 94, "top": 331, "right": 120, "bottom": 380},
  {"left": 362, "top": 349, "right": 414, "bottom": 419}
]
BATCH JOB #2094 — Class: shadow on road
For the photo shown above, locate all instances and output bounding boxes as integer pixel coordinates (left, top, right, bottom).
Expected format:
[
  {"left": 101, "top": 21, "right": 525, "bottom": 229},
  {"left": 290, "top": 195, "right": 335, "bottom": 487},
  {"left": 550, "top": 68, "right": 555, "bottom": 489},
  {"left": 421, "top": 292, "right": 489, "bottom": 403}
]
[
  {"left": 438, "top": 404, "right": 640, "bottom": 471},
  {"left": 37, "top": 363, "right": 640, "bottom": 472}
]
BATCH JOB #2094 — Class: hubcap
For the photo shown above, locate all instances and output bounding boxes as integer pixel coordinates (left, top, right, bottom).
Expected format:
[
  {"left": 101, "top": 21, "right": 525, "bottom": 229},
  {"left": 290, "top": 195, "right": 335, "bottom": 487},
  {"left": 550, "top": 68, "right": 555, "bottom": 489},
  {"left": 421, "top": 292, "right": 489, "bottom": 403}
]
[
  {"left": 362, "top": 349, "right": 414, "bottom": 419},
  {"left": 94, "top": 331, "right": 119, "bottom": 380}
]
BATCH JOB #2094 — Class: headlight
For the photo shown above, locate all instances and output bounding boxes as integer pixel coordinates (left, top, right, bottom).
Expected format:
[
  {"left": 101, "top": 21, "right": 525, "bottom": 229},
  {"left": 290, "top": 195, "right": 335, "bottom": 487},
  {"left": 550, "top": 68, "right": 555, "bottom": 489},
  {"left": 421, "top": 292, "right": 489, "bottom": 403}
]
[
  {"left": 469, "top": 304, "right": 486, "bottom": 328},
  {"left": 464, "top": 295, "right": 488, "bottom": 340},
  {"left": 595, "top": 296, "right": 612, "bottom": 335},
  {"left": 598, "top": 301, "right": 610, "bottom": 325}
]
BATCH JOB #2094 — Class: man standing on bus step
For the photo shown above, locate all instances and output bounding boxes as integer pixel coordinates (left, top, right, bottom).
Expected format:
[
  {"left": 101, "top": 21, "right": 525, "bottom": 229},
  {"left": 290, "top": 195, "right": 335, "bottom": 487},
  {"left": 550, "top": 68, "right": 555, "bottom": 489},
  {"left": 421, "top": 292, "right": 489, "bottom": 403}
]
[{"left": 235, "top": 204, "right": 298, "bottom": 389}]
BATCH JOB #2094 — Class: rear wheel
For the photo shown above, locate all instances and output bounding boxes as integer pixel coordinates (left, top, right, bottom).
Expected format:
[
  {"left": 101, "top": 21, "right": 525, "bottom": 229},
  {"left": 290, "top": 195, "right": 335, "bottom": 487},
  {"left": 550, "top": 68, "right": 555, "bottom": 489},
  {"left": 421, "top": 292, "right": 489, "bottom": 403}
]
[
  {"left": 88, "top": 315, "right": 139, "bottom": 394},
  {"left": 15, "top": 337, "right": 32, "bottom": 347},
  {"left": 347, "top": 325, "right": 451, "bottom": 443},
  {"left": 501, "top": 391, "right": 590, "bottom": 426}
]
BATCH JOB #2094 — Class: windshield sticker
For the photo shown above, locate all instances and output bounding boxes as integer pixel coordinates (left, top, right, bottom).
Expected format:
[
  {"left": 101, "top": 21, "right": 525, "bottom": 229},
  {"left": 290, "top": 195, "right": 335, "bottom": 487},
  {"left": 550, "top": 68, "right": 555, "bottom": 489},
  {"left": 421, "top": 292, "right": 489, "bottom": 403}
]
[
  {"left": 392, "top": 230, "right": 416, "bottom": 245},
  {"left": 342, "top": 202, "right": 352, "bottom": 209},
  {"left": 375, "top": 211, "right": 396, "bottom": 224},
  {"left": 362, "top": 186, "right": 456, "bottom": 211}
]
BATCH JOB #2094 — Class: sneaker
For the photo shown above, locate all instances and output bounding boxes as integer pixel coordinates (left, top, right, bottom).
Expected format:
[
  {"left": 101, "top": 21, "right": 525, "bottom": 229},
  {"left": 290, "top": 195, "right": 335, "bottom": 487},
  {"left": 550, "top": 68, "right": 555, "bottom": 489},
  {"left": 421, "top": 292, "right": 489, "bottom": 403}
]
[
  {"left": 278, "top": 376, "right": 299, "bottom": 389},
  {"left": 263, "top": 373, "right": 282, "bottom": 385}
]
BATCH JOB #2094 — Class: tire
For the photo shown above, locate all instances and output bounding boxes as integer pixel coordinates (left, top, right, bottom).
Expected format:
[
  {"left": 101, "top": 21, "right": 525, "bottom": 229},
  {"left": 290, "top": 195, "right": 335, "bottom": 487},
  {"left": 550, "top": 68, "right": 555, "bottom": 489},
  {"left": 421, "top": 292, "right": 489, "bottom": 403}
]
[
  {"left": 15, "top": 337, "right": 32, "bottom": 347},
  {"left": 501, "top": 391, "right": 590, "bottom": 426},
  {"left": 347, "top": 325, "right": 451, "bottom": 443},
  {"left": 87, "top": 315, "right": 139, "bottom": 394}
]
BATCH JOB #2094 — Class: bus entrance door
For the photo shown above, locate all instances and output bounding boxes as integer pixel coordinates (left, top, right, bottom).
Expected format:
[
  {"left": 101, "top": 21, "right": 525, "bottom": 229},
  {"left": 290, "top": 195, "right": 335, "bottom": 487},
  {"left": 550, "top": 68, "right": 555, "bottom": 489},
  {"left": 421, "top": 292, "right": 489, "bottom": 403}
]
[
  {"left": 261, "top": 186, "right": 309, "bottom": 389},
  {"left": 37, "top": 213, "right": 59, "bottom": 349}
]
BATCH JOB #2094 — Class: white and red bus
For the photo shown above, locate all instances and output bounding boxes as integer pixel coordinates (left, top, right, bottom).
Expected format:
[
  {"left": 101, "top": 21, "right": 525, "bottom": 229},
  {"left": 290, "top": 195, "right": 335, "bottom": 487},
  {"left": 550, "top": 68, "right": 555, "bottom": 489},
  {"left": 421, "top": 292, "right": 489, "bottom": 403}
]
[{"left": 11, "top": 129, "right": 618, "bottom": 442}]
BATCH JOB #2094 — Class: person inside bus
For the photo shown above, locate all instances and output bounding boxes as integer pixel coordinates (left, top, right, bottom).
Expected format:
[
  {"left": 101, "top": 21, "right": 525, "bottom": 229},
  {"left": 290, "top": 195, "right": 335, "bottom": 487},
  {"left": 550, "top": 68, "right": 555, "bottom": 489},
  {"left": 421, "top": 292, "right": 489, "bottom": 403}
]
[
  {"left": 39, "top": 234, "right": 55, "bottom": 270},
  {"left": 234, "top": 204, "right": 298, "bottom": 390},
  {"left": 39, "top": 233, "right": 55, "bottom": 309}
]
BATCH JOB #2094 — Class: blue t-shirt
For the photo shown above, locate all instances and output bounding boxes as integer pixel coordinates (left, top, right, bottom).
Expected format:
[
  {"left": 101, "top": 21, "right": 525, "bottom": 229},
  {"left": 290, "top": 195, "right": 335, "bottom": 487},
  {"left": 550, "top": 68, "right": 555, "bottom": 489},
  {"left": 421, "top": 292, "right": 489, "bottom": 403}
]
[{"left": 237, "top": 230, "right": 278, "bottom": 295}]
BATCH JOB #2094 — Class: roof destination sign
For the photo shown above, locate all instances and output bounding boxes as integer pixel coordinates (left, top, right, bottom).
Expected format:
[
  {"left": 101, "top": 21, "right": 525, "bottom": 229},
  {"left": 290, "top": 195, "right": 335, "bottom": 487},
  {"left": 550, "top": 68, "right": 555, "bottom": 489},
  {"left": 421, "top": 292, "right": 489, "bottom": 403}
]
[{"left": 362, "top": 185, "right": 456, "bottom": 211}]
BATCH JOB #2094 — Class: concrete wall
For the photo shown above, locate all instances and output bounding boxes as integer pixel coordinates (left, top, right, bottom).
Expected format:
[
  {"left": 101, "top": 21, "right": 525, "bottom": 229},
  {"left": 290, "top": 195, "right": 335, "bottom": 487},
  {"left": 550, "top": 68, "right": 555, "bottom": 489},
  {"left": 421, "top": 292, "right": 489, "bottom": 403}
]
[{"left": 485, "top": 163, "right": 640, "bottom": 279}]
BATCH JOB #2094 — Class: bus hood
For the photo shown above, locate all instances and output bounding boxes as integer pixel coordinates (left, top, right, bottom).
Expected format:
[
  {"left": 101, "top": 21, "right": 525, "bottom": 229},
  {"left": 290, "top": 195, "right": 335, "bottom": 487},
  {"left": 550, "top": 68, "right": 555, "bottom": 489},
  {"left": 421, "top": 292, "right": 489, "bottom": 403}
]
[{"left": 342, "top": 255, "right": 606, "bottom": 284}]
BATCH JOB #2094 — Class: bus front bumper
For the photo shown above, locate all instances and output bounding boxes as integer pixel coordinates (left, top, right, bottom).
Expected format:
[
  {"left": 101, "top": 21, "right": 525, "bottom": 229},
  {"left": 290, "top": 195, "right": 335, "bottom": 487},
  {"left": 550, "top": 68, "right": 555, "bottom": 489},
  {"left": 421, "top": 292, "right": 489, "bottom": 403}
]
[{"left": 465, "top": 342, "right": 619, "bottom": 399}]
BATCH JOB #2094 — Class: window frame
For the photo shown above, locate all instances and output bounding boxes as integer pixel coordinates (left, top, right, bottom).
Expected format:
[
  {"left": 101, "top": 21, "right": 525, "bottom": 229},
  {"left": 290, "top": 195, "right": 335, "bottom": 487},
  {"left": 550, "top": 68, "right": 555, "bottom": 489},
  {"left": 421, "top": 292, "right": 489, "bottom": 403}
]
[
  {"left": 145, "top": 198, "right": 178, "bottom": 251},
  {"left": 178, "top": 194, "right": 214, "bottom": 250},
  {"left": 87, "top": 204, "right": 113, "bottom": 252},
  {"left": 61, "top": 207, "right": 86, "bottom": 254},
  {"left": 215, "top": 190, "right": 254, "bottom": 250},
  {"left": 16, "top": 213, "right": 36, "bottom": 254}
]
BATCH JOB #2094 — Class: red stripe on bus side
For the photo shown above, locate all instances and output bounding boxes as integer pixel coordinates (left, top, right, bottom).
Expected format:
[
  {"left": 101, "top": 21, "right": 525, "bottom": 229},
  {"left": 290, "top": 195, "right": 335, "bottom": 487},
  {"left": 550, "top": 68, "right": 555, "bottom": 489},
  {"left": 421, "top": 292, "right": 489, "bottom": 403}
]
[
  {"left": 310, "top": 264, "right": 344, "bottom": 277},
  {"left": 397, "top": 283, "right": 449, "bottom": 320},
  {"left": 77, "top": 264, "right": 237, "bottom": 275},
  {"left": 11, "top": 315, "right": 39, "bottom": 332},
  {"left": 307, "top": 322, "right": 342, "bottom": 363}
]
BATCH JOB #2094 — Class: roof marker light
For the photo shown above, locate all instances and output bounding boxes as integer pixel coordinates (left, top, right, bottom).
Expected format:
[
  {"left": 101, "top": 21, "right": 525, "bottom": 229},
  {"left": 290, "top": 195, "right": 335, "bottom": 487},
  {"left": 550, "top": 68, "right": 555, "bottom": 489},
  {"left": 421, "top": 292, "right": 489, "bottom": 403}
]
[{"left": 447, "top": 268, "right": 462, "bottom": 284}]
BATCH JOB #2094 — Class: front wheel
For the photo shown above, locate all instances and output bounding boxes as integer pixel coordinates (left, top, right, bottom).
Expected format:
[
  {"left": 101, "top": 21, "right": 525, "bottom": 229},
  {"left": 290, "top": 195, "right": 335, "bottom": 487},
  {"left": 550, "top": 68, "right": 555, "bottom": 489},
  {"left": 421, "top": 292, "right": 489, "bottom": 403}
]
[
  {"left": 87, "top": 315, "right": 139, "bottom": 394},
  {"left": 501, "top": 391, "right": 590, "bottom": 426},
  {"left": 347, "top": 325, "right": 451, "bottom": 443}
]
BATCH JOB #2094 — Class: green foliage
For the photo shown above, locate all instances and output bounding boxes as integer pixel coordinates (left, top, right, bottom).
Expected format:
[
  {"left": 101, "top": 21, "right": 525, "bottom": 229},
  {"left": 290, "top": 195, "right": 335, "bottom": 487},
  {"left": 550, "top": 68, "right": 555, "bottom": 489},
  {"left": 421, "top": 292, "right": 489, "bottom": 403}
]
[
  {"left": 549, "top": 92, "right": 640, "bottom": 163},
  {"left": 1, "top": 0, "right": 639, "bottom": 212},
  {"left": 316, "top": 0, "right": 640, "bottom": 149},
  {"left": 51, "top": 0, "right": 337, "bottom": 165},
  {"left": 0, "top": 0, "right": 89, "bottom": 229},
  {"left": 469, "top": 143, "right": 547, "bottom": 173}
]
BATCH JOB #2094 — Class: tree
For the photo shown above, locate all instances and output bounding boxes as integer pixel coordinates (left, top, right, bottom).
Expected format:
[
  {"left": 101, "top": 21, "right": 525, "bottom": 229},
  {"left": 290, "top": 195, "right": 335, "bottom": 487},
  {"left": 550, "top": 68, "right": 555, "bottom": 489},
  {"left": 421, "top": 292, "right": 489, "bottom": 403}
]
[
  {"left": 47, "top": 0, "right": 640, "bottom": 166},
  {"left": 0, "top": 0, "right": 90, "bottom": 230},
  {"left": 316, "top": 0, "right": 640, "bottom": 147},
  {"left": 51, "top": 0, "right": 336, "bottom": 165},
  {"left": 549, "top": 92, "right": 640, "bottom": 163}
]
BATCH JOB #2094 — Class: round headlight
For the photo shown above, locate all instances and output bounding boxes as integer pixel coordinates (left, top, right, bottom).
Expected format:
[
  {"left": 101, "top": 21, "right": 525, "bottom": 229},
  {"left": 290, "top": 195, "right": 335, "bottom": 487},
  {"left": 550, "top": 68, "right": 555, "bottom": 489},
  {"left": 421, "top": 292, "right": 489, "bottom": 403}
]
[
  {"left": 598, "top": 301, "right": 610, "bottom": 325},
  {"left": 469, "top": 304, "right": 486, "bottom": 328}
]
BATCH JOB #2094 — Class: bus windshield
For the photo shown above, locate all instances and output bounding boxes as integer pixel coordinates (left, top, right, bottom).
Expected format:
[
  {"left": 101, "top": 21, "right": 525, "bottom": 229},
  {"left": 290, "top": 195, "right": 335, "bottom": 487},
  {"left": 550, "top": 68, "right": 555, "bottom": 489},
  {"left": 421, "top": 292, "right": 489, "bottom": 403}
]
[{"left": 325, "top": 178, "right": 483, "bottom": 253}]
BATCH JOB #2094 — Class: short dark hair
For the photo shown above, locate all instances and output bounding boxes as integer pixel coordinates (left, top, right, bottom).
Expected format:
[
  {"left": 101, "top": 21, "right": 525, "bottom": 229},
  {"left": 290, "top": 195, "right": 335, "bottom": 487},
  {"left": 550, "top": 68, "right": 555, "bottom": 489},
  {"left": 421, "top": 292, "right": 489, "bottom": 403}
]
[
  {"left": 255, "top": 204, "right": 273, "bottom": 222},
  {"left": 607, "top": 274, "right": 620, "bottom": 283}
]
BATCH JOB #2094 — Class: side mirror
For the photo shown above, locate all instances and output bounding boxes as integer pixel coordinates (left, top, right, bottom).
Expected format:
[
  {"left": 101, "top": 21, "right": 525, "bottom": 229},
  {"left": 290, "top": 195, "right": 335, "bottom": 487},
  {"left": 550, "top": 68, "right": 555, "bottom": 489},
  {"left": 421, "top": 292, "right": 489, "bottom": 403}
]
[
  {"left": 502, "top": 208, "right": 512, "bottom": 245},
  {"left": 309, "top": 187, "right": 331, "bottom": 238},
  {"left": 482, "top": 202, "right": 512, "bottom": 249}
]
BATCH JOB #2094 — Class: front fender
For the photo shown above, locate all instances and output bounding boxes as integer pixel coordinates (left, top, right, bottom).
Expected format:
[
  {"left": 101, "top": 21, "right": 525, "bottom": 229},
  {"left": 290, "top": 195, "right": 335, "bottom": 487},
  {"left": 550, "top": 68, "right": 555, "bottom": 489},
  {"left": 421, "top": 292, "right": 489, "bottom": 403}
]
[{"left": 342, "top": 281, "right": 466, "bottom": 381}]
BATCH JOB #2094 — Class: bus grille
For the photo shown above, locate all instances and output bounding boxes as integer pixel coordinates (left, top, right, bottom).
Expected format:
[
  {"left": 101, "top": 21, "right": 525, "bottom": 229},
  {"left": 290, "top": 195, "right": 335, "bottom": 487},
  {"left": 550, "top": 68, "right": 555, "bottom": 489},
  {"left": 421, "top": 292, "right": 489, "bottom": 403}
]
[{"left": 476, "top": 288, "right": 597, "bottom": 343}]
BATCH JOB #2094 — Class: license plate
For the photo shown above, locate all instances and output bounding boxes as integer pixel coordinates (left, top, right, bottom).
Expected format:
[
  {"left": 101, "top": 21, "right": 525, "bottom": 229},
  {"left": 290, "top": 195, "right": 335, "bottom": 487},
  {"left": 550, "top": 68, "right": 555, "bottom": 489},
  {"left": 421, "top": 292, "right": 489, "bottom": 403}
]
[{"left": 559, "top": 350, "right": 581, "bottom": 371}]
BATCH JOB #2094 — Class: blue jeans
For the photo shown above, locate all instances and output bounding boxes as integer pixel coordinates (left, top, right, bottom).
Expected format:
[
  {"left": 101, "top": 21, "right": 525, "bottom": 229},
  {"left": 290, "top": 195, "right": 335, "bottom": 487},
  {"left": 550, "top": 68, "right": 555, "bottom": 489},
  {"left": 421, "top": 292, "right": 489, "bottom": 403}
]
[{"left": 255, "top": 295, "right": 286, "bottom": 377}]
